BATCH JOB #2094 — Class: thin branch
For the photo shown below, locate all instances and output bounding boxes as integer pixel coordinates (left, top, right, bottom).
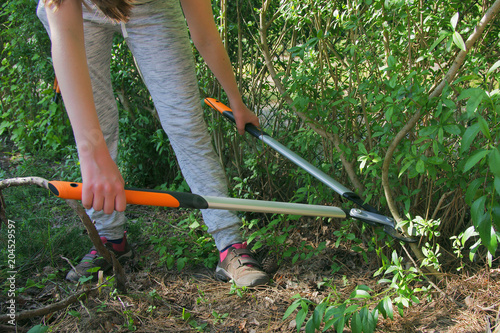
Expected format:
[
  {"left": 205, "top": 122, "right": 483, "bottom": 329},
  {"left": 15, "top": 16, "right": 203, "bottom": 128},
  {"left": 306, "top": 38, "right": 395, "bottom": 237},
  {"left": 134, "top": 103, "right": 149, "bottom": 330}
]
[
  {"left": 258, "top": 0, "right": 365, "bottom": 194},
  {"left": 64, "top": 200, "right": 127, "bottom": 293}
]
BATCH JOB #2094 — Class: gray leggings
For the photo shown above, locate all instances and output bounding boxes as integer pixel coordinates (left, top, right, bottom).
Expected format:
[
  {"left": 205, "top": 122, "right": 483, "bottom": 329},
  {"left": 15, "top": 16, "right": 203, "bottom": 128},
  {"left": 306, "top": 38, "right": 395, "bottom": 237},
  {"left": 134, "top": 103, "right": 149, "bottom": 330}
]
[{"left": 37, "top": 0, "right": 242, "bottom": 250}]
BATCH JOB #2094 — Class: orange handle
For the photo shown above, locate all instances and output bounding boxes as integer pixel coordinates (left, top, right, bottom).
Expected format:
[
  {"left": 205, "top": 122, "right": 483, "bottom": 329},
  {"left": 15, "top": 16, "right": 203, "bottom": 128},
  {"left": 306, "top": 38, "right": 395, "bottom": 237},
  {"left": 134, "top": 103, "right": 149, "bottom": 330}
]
[
  {"left": 204, "top": 97, "right": 266, "bottom": 138},
  {"left": 48, "top": 181, "right": 182, "bottom": 208},
  {"left": 204, "top": 97, "right": 232, "bottom": 114}
]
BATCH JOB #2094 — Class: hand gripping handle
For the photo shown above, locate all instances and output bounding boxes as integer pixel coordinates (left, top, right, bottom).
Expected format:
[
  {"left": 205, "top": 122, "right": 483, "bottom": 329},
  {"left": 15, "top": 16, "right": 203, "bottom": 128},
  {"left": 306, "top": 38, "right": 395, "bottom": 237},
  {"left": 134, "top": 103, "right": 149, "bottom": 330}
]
[
  {"left": 47, "top": 181, "right": 208, "bottom": 209},
  {"left": 204, "top": 98, "right": 267, "bottom": 138}
]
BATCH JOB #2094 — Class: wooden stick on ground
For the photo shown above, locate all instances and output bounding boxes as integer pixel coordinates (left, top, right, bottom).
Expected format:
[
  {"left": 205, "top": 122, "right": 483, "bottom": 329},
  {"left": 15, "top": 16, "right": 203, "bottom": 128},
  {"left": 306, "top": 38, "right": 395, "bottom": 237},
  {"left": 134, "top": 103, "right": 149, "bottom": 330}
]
[{"left": 0, "top": 283, "right": 103, "bottom": 323}]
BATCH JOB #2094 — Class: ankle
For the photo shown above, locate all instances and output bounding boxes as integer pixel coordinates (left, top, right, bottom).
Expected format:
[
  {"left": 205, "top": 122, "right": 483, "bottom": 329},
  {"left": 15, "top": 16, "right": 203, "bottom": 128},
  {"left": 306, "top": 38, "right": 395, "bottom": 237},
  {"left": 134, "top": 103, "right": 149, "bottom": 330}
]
[{"left": 219, "top": 242, "right": 247, "bottom": 262}]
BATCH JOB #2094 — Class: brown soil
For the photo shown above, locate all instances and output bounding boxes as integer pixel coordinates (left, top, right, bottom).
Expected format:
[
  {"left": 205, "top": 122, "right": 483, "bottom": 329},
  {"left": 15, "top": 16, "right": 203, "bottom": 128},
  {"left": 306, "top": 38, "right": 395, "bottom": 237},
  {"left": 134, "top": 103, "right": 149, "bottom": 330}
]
[
  {"left": 0, "top": 142, "right": 499, "bottom": 333},
  {"left": 3, "top": 210, "right": 500, "bottom": 333}
]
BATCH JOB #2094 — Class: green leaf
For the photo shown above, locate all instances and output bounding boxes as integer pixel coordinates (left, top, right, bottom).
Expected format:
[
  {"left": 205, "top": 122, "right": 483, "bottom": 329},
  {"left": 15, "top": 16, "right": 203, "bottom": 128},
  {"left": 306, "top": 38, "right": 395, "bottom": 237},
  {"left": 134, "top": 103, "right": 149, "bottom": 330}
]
[
  {"left": 453, "top": 31, "right": 466, "bottom": 51},
  {"left": 357, "top": 285, "right": 373, "bottom": 292},
  {"left": 465, "top": 178, "right": 484, "bottom": 206},
  {"left": 471, "top": 195, "right": 487, "bottom": 228},
  {"left": 350, "top": 312, "right": 362, "bottom": 333},
  {"left": 460, "top": 123, "right": 481, "bottom": 154},
  {"left": 78, "top": 275, "right": 93, "bottom": 284},
  {"left": 283, "top": 300, "right": 301, "bottom": 320},
  {"left": 461, "top": 226, "right": 479, "bottom": 247},
  {"left": 324, "top": 305, "right": 346, "bottom": 321},
  {"left": 458, "top": 88, "right": 485, "bottom": 117},
  {"left": 387, "top": 55, "right": 396, "bottom": 68},
  {"left": 368, "top": 309, "right": 379, "bottom": 332},
  {"left": 313, "top": 301, "right": 327, "bottom": 329},
  {"left": 27, "top": 325, "right": 49, "bottom": 333},
  {"left": 495, "top": 176, "right": 500, "bottom": 196},
  {"left": 488, "top": 147, "right": 500, "bottom": 177},
  {"left": 399, "top": 160, "right": 415, "bottom": 178},
  {"left": 427, "top": 156, "right": 444, "bottom": 165},
  {"left": 487, "top": 59, "right": 500, "bottom": 76},
  {"left": 68, "top": 310, "right": 81, "bottom": 318},
  {"left": 443, "top": 124, "right": 461, "bottom": 136},
  {"left": 463, "top": 149, "right": 490, "bottom": 173},
  {"left": 450, "top": 12, "right": 459, "bottom": 30},
  {"left": 476, "top": 212, "right": 496, "bottom": 255},
  {"left": 384, "top": 297, "right": 394, "bottom": 320},
  {"left": 429, "top": 32, "right": 449, "bottom": 51},
  {"left": 477, "top": 116, "right": 491, "bottom": 139},
  {"left": 352, "top": 289, "right": 371, "bottom": 299},
  {"left": 334, "top": 316, "right": 346, "bottom": 333},
  {"left": 296, "top": 308, "right": 308, "bottom": 332},
  {"left": 305, "top": 316, "right": 316, "bottom": 333},
  {"left": 416, "top": 159, "right": 425, "bottom": 174}
]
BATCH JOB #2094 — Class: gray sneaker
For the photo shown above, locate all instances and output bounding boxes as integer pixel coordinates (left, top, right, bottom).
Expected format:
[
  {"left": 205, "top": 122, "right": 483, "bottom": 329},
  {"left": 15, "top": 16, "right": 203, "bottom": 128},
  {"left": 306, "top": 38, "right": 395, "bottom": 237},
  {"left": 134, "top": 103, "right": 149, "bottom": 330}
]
[
  {"left": 66, "top": 233, "right": 133, "bottom": 282},
  {"left": 215, "top": 244, "right": 270, "bottom": 287}
]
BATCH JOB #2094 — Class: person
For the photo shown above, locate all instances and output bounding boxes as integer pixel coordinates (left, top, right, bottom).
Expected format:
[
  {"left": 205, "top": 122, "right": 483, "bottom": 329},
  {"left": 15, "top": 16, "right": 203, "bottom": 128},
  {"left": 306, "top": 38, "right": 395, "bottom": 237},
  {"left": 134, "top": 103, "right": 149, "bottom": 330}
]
[{"left": 37, "top": 0, "right": 270, "bottom": 287}]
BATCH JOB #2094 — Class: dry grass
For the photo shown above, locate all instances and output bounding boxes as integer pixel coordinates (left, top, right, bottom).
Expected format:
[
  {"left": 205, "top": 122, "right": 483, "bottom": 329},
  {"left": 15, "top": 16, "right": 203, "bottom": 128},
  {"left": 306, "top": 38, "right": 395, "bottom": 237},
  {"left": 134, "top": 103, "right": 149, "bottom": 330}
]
[{"left": 3, "top": 216, "right": 499, "bottom": 333}]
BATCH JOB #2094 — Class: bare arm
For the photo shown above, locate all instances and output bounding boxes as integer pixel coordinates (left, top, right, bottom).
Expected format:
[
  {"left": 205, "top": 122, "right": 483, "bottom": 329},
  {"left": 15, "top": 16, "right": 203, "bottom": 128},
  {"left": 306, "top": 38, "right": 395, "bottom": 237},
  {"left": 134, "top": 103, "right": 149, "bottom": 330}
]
[
  {"left": 180, "top": 0, "right": 259, "bottom": 135},
  {"left": 45, "top": 0, "right": 126, "bottom": 214}
]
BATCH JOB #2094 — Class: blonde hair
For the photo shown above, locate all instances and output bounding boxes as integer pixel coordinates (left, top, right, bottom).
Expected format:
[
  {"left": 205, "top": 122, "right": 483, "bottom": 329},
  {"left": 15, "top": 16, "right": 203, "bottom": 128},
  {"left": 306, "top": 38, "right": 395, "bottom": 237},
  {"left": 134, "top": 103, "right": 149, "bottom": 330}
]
[{"left": 46, "top": 0, "right": 134, "bottom": 22}]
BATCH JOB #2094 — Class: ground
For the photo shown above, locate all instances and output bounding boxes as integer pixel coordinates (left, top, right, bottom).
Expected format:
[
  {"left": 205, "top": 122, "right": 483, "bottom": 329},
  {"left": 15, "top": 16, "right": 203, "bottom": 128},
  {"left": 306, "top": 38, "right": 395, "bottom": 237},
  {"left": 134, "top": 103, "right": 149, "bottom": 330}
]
[
  {"left": 0, "top": 150, "right": 499, "bottom": 333},
  {"left": 1, "top": 205, "right": 499, "bottom": 333}
]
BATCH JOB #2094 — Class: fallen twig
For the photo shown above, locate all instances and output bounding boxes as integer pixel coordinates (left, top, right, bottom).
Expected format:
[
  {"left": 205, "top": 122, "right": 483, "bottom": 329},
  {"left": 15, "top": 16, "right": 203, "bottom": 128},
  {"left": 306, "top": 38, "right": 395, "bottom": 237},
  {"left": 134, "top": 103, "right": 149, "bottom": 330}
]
[{"left": 0, "top": 285, "right": 98, "bottom": 323}]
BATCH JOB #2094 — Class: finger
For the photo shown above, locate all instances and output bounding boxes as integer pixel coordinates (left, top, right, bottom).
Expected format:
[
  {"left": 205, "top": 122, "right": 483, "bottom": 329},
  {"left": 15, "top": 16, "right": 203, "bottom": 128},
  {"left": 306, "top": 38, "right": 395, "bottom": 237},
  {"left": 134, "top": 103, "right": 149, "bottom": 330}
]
[
  {"left": 92, "top": 190, "right": 105, "bottom": 212},
  {"left": 81, "top": 186, "right": 94, "bottom": 210},
  {"left": 103, "top": 196, "right": 115, "bottom": 215},
  {"left": 101, "top": 183, "right": 122, "bottom": 214},
  {"left": 114, "top": 190, "right": 127, "bottom": 212},
  {"left": 238, "top": 123, "right": 246, "bottom": 135},
  {"left": 251, "top": 116, "right": 260, "bottom": 128}
]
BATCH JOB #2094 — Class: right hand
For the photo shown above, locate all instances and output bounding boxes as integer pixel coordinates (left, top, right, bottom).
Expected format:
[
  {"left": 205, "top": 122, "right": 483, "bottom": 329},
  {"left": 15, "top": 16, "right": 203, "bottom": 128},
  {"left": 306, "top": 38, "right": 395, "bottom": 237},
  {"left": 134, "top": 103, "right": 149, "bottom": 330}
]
[{"left": 79, "top": 144, "right": 127, "bottom": 215}]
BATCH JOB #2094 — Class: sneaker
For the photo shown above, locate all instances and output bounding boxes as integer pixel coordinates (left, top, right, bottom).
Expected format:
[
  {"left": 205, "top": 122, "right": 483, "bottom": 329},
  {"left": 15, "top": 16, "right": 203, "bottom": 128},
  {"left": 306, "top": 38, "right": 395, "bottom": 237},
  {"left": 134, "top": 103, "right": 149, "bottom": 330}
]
[
  {"left": 65, "top": 233, "right": 134, "bottom": 282},
  {"left": 215, "top": 243, "right": 270, "bottom": 287}
]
